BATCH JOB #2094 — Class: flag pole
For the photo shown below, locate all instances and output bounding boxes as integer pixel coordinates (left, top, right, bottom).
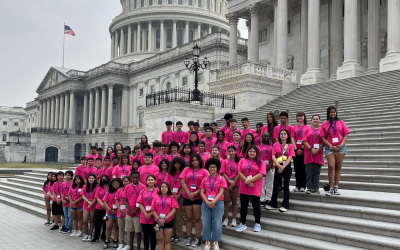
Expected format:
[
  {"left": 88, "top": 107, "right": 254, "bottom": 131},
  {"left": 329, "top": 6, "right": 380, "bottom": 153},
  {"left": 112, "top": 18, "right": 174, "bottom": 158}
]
[{"left": 62, "top": 22, "right": 65, "bottom": 69}]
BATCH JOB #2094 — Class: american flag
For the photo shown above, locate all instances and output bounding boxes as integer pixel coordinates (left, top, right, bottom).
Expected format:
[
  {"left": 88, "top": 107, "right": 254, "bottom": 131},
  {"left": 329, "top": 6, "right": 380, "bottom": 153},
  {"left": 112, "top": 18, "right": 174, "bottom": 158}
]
[{"left": 64, "top": 25, "right": 76, "bottom": 36}]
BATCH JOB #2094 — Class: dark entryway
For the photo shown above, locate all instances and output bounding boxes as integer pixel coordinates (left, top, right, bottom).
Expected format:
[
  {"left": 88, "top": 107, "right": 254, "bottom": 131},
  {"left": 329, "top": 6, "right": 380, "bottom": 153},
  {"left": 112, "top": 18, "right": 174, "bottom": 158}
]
[{"left": 45, "top": 147, "right": 58, "bottom": 162}]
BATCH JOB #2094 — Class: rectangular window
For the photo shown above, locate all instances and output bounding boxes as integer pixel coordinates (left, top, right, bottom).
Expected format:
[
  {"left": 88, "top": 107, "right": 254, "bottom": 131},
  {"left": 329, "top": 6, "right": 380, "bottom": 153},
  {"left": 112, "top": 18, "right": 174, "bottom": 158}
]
[
  {"left": 168, "top": 0, "right": 172, "bottom": 4},
  {"left": 287, "top": 20, "right": 291, "bottom": 35},
  {"left": 14, "top": 122, "right": 18, "bottom": 126},
  {"left": 206, "top": 0, "right": 210, "bottom": 9},
  {"left": 198, "top": 0, "right": 202, "bottom": 7},
  {"left": 158, "top": 0, "right": 162, "bottom": 4},
  {"left": 33, "top": 117, "right": 34, "bottom": 122},
  {"left": 198, "top": 72, "right": 203, "bottom": 82},
  {"left": 2, "top": 134, "right": 6, "bottom": 142},
  {"left": 149, "top": 0, "right": 153, "bottom": 5},
  {"left": 188, "top": 0, "right": 192, "bottom": 5},
  {"left": 139, "top": 88, "right": 144, "bottom": 96},
  {"left": 259, "top": 28, "right": 267, "bottom": 43},
  {"left": 135, "top": 0, "right": 137, "bottom": 8},
  {"left": 178, "top": 0, "right": 183, "bottom": 4},
  {"left": 2, "top": 121, "right": 7, "bottom": 125},
  {"left": 182, "top": 77, "right": 188, "bottom": 86},
  {"left": 29, "top": 118, "right": 30, "bottom": 122},
  {"left": 139, "top": 112, "right": 144, "bottom": 128},
  {"left": 141, "top": 0, "right": 144, "bottom": 7}
]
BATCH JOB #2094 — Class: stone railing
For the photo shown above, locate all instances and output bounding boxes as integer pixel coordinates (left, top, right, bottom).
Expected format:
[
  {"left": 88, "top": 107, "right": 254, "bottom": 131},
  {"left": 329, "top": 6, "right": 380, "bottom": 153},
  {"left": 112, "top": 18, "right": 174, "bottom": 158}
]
[
  {"left": 67, "top": 70, "right": 86, "bottom": 78},
  {"left": 215, "top": 61, "right": 297, "bottom": 83},
  {"left": 25, "top": 100, "right": 38, "bottom": 109},
  {"left": 75, "top": 62, "right": 130, "bottom": 79}
]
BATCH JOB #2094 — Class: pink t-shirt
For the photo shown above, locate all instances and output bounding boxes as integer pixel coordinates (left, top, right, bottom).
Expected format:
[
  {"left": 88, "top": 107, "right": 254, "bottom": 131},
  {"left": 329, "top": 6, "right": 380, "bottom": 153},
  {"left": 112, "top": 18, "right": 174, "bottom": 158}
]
[
  {"left": 49, "top": 184, "right": 55, "bottom": 201},
  {"left": 151, "top": 195, "right": 179, "bottom": 223},
  {"left": 165, "top": 172, "right": 182, "bottom": 195},
  {"left": 182, "top": 155, "right": 191, "bottom": 165},
  {"left": 94, "top": 186, "right": 109, "bottom": 210},
  {"left": 42, "top": 182, "right": 51, "bottom": 198},
  {"left": 238, "top": 159, "right": 266, "bottom": 197},
  {"left": 105, "top": 167, "right": 114, "bottom": 180},
  {"left": 115, "top": 187, "right": 125, "bottom": 218},
  {"left": 319, "top": 120, "right": 351, "bottom": 146},
  {"left": 137, "top": 187, "right": 159, "bottom": 224},
  {"left": 102, "top": 191, "right": 118, "bottom": 215},
  {"left": 220, "top": 159, "right": 240, "bottom": 187},
  {"left": 225, "top": 128, "right": 242, "bottom": 143},
  {"left": 81, "top": 185, "right": 97, "bottom": 211},
  {"left": 273, "top": 125, "right": 293, "bottom": 142},
  {"left": 68, "top": 186, "right": 84, "bottom": 208},
  {"left": 198, "top": 152, "right": 211, "bottom": 163},
  {"left": 94, "top": 167, "right": 106, "bottom": 182},
  {"left": 196, "top": 131, "right": 204, "bottom": 139},
  {"left": 185, "top": 130, "right": 195, "bottom": 143},
  {"left": 155, "top": 171, "right": 168, "bottom": 187},
  {"left": 304, "top": 127, "right": 325, "bottom": 165},
  {"left": 138, "top": 165, "right": 159, "bottom": 185},
  {"left": 161, "top": 131, "right": 174, "bottom": 145},
  {"left": 258, "top": 144, "right": 273, "bottom": 169},
  {"left": 216, "top": 141, "right": 229, "bottom": 159},
  {"left": 254, "top": 132, "right": 262, "bottom": 147},
  {"left": 166, "top": 154, "right": 181, "bottom": 162},
  {"left": 74, "top": 164, "right": 88, "bottom": 177},
  {"left": 291, "top": 124, "right": 311, "bottom": 155},
  {"left": 172, "top": 130, "right": 186, "bottom": 145},
  {"left": 61, "top": 180, "right": 73, "bottom": 207},
  {"left": 179, "top": 167, "right": 209, "bottom": 200},
  {"left": 241, "top": 128, "right": 256, "bottom": 142},
  {"left": 220, "top": 125, "right": 228, "bottom": 133},
  {"left": 139, "top": 155, "right": 147, "bottom": 166},
  {"left": 200, "top": 175, "right": 227, "bottom": 201},
  {"left": 112, "top": 165, "right": 132, "bottom": 179},
  {"left": 201, "top": 137, "right": 217, "bottom": 153},
  {"left": 272, "top": 142, "right": 296, "bottom": 158},
  {"left": 82, "top": 166, "right": 96, "bottom": 180},
  {"left": 261, "top": 124, "right": 276, "bottom": 137},
  {"left": 86, "top": 154, "right": 98, "bottom": 160},
  {"left": 154, "top": 154, "right": 169, "bottom": 168},
  {"left": 51, "top": 180, "right": 65, "bottom": 201},
  {"left": 152, "top": 151, "right": 161, "bottom": 159},
  {"left": 122, "top": 183, "right": 146, "bottom": 217}
]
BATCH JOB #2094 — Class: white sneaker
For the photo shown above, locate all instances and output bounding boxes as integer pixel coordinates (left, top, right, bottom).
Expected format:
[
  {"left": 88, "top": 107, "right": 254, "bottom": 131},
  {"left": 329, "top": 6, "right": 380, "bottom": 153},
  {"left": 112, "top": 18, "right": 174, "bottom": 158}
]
[
  {"left": 213, "top": 241, "right": 220, "bottom": 250},
  {"left": 334, "top": 186, "right": 340, "bottom": 195},
  {"left": 122, "top": 245, "right": 131, "bottom": 250},
  {"left": 117, "top": 244, "right": 124, "bottom": 250},
  {"left": 50, "top": 222, "right": 55, "bottom": 227},
  {"left": 75, "top": 230, "right": 82, "bottom": 237},
  {"left": 231, "top": 219, "right": 237, "bottom": 227},
  {"left": 279, "top": 207, "right": 288, "bottom": 212},
  {"left": 70, "top": 230, "right": 77, "bottom": 237},
  {"left": 265, "top": 205, "right": 277, "bottom": 210},
  {"left": 204, "top": 241, "right": 211, "bottom": 250},
  {"left": 222, "top": 218, "right": 229, "bottom": 227},
  {"left": 326, "top": 188, "right": 334, "bottom": 196},
  {"left": 293, "top": 187, "right": 299, "bottom": 192},
  {"left": 82, "top": 235, "right": 89, "bottom": 241},
  {"left": 299, "top": 187, "right": 305, "bottom": 192}
]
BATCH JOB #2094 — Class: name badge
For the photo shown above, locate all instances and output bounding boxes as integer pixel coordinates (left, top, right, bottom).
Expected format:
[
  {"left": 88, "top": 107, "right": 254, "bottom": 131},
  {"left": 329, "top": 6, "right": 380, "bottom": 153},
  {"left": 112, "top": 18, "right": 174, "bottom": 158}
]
[
  {"left": 46, "top": 191, "right": 50, "bottom": 195},
  {"left": 264, "top": 160, "right": 269, "bottom": 165},
  {"left": 136, "top": 203, "right": 140, "bottom": 208},
  {"left": 120, "top": 205, "right": 126, "bottom": 209},
  {"left": 247, "top": 175, "right": 252, "bottom": 179},
  {"left": 173, "top": 188, "right": 178, "bottom": 193},
  {"left": 146, "top": 206, "right": 151, "bottom": 211},
  {"left": 332, "top": 138, "right": 339, "bottom": 143},
  {"left": 297, "top": 140, "right": 302, "bottom": 144},
  {"left": 282, "top": 161, "right": 286, "bottom": 165},
  {"left": 160, "top": 213, "right": 166, "bottom": 218},
  {"left": 121, "top": 175, "right": 126, "bottom": 178},
  {"left": 191, "top": 184, "right": 196, "bottom": 189},
  {"left": 208, "top": 195, "right": 215, "bottom": 201},
  {"left": 57, "top": 195, "right": 61, "bottom": 199},
  {"left": 313, "top": 144, "right": 319, "bottom": 149},
  {"left": 113, "top": 204, "right": 117, "bottom": 209},
  {"left": 78, "top": 189, "right": 81, "bottom": 192}
]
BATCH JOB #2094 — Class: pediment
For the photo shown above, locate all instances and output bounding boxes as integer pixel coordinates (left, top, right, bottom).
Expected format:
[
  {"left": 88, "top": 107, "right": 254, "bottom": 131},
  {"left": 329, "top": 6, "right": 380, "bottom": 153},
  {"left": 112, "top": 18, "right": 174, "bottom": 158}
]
[{"left": 36, "top": 67, "right": 70, "bottom": 93}]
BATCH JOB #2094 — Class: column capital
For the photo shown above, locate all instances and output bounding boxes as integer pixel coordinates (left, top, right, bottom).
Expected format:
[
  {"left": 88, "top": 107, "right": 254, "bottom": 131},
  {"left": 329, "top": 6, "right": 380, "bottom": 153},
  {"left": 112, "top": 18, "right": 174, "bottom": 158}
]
[
  {"left": 225, "top": 12, "right": 239, "bottom": 24},
  {"left": 101, "top": 85, "right": 107, "bottom": 90},
  {"left": 173, "top": 19, "right": 178, "bottom": 24},
  {"left": 83, "top": 91, "right": 88, "bottom": 96},
  {"left": 69, "top": 88, "right": 76, "bottom": 94},
  {"left": 186, "top": 20, "right": 190, "bottom": 25},
  {"left": 107, "top": 83, "right": 115, "bottom": 88},
  {"left": 122, "top": 85, "right": 130, "bottom": 90},
  {"left": 247, "top": 3, "right": 261, "bottom": 16},
  {"left": 64, "top": 90, "right": 70, "bottom": 96},
  {"left": 160, "top": 19, "right": 164, "bottom": 23}
]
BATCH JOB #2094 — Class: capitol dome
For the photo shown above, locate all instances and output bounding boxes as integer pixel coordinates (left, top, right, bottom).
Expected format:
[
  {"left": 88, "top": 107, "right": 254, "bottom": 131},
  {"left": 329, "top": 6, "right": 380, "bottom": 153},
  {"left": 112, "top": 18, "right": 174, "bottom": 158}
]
[{"left": 109, "top": 0, "right": 230, "bottom": 63}]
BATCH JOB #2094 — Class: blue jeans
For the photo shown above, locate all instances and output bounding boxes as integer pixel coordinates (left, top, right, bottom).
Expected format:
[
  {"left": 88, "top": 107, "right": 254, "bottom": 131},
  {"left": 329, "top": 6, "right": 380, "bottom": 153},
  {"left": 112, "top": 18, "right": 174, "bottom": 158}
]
[
  {"left": 63, "top": 207, "right": 72, "bottom": 230},
  {"left": 201, "top": 200, "right": 224, "bottom": 241}
]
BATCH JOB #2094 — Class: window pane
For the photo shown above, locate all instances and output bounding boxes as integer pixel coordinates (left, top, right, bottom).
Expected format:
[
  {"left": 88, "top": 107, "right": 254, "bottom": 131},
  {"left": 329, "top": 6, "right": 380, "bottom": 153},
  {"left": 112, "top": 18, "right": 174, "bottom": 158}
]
[
  {"left": 146, "top": 29, "right": 149, "bottom": 50},
  {"left": 139, "top": 112, "right": 144, "bottom": 128},
  {"left": 2, "top": 134, "right": 6, "bottom": 142},
  {"left": 167, "top": 28, "right": 172, "bottom": 48},
  {"left": 177, "top": 29, "right": 183, "bottom": 46},
  {"left": 168, "top": 0, "right": 172, "bottom": 4},
  {"left": 207, "top": 0, "right": 210, "bottom": 9},
  {"left": 135, "top": 0, "right": 137, "bottom": 8},
  {"left": 141, "top": 0, "right": 144, "bottom": 7},
  {"left": 131, "top": 33, "right": 135, "bottom": 52},
  {"left": 288, "top": 21, "right": 291, "bottom": 34},
  {"left": 214, "top": 0, "right": 216, "bottom": 11},
  {"left": 198, "top": 73, "right": 203, "bottom": 82},
  {"left": 178, "top": 0, "right": 183, "bottom": 4},
  {"left": 156, "top": 29, "right": 160, "bottom": 49},
  {"left": 149, "top": 0, "right": 153, "bottom": 5},
  {"left": 158, "top": 0, "right": 162, "bottom": 4},
  {"left": 188, "top": 0, "right": 192, "bottom": 5},
  {"left": 198, "top": 0, "right": 202, "bottom": 7},
  {"left": 183, "top": 77, "right": 187, "bottom": 86},
  {"left": 140, "top": 31, "right": 142, "bottom": 50},
  {"left": 166, "top": 82, "right": 171, "bottom": 89},
  {"left": 259, "top": 29, "right": 267, "bottom": 42}
]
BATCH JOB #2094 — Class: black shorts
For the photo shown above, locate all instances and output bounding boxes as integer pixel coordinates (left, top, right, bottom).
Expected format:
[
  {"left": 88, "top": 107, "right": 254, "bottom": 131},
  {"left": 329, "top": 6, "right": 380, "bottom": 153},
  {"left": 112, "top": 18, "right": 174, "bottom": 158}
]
[
  {"left": 52, "top": 202, "right": 64, "bottom": 216},
  {"left": 155, "top": 218, "right": 175, "bottom": 229},
  {"left": 183, "top": 198, "right": 202, "bottom": 206}
]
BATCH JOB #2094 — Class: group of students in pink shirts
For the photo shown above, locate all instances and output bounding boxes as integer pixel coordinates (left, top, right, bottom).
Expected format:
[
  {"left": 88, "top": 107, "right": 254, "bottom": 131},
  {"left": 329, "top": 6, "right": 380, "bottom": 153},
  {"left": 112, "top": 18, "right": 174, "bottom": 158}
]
[{"left": 42, "top": 106, "right": 350, "bottom": 250}]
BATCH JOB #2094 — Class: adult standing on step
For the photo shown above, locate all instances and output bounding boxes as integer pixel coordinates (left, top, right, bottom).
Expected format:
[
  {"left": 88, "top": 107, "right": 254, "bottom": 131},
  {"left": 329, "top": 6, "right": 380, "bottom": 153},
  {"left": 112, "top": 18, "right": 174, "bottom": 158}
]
[
  {"left": 291, "top": 111, "right": 310, "bottom": 192},
  {"left": 320, "top": 106, "right": 351, "bottom": 196}
]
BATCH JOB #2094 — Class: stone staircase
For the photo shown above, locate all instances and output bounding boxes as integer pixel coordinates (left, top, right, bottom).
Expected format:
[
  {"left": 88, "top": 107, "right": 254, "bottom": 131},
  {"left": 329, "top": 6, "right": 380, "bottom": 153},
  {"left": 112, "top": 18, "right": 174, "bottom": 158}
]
[{"left": 2, "top": 71, "right": 400, "bottom": 249}]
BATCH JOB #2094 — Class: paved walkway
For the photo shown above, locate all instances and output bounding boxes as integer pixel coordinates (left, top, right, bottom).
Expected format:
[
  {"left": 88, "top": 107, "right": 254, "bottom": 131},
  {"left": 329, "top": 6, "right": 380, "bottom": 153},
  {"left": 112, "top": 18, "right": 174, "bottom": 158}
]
[{"left": 0, "top": 203, "right": 104, "bottom": 250}]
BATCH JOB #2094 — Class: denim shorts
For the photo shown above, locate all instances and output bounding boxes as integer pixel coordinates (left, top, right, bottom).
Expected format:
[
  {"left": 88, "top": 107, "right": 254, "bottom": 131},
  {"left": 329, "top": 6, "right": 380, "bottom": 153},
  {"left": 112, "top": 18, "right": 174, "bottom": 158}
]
[
  {"left": 108, "top": 214, "right": 118, "bottom": 220},
  {"left": 71, "top": 207, "right": 83, "bottom": 211},
  {"left": 230, "top": 179, "right": 240, "bottom": 190},
  {"left": 325, "top": 144, "right": 347, "bottom": 156}
]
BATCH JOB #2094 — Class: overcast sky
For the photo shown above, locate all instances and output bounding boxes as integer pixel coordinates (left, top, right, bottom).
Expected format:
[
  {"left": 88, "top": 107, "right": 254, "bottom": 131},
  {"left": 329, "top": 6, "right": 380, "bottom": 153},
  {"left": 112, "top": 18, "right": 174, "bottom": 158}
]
[{"left": 0, "top": 1, "right": 247, "bottom": 107}]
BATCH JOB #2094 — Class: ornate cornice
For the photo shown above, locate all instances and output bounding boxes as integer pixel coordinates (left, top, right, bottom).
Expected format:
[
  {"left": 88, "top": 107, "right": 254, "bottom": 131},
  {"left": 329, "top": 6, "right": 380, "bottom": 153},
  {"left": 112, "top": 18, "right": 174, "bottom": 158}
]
[
  {"left": 246, "top": 3, "right": 262, "bottom": 16},
  {"left": 225, "top": 12, "right": 239, "bottom": 24}
]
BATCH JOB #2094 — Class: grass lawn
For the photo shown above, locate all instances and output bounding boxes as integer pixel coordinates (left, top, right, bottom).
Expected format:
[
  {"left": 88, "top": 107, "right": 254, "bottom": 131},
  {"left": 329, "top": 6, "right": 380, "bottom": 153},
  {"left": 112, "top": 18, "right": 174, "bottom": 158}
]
[{"left": 0, "top": 163, "right": 74, "bottom": 169}]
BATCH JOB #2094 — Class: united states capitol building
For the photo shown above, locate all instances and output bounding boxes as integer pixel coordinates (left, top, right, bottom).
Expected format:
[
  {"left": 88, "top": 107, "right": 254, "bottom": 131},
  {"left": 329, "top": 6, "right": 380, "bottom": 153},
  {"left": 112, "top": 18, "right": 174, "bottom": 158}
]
[{"left": 3, "top": 0, "right": 398, "bottom": 163}]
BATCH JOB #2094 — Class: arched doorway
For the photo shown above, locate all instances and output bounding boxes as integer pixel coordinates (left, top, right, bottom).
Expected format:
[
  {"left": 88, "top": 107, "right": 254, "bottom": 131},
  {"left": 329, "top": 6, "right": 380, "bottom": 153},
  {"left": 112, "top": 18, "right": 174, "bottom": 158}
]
[
  {"left": 74, "top": 143, "right": 82, "bottom": 163},
  {"left": 45, "top": 147, "right": 58, "bottom": 162}
]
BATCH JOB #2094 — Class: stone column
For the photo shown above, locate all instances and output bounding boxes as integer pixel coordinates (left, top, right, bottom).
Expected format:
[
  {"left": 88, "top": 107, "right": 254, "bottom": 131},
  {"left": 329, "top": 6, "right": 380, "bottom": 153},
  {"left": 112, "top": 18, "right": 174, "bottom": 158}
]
[
  {"left": 246, "top": 20, "right": 251, "bottom": 61},
  {"left": 337, "top": 0, "right": 365, "bottom": 79},
  {"left": 94, "top": 87, "right": 100, "bottom": 129},
  {"left": 276, "top": 0, "right": 288, "bottom": 69},
  {"left": 132, "top": 86, "right": 138, "bottom": 128},
  {"left": 160, "top": 20, "right": 165, "bottom": 51},
  {"left": 111, "top": 32, "right": 115, "bottom": 59},
  {"left": 121, "top": 85, "right": 129, "bottom": 130},
  {"left": 59, "top": 93, "right": 64, "bottom": 131},
  {"left": 273, "top": 0, "right": 278, "bottom": 65},
  {"left": 366, "top": 0, "right": 380, "bottom": 74},
  {"left": 82, "top": 91, "right": 88, "bottom": 131},
  {"left": 208, "top": 25, "right": 212, "bottom": 34},
  {"left": 68, "top": 89, "right": 75, "bottom": 130},
  {"left": 137, "top": 23, "right": 141, "bottom": 52},
  {"left": 301, "top": 0, "right": 324, "bottom": 85},
  {"left": 247, "top": 3, "right": 261, "bottom": 62},
  {"left": 148, "top": 21, "right": 153, "bottom": 51},
  {"left": 185, "top": 21, "right": 189, "bottom": 43},
  {"left": 330, "top": 0, "right": 344, "bottom": 80},
  {"left": 50, "top": 97, "right": 55, "bottom": 129},
  {"left": 197, "top": 22, "right": 201, "bottom": 39},
  {"left": 300, "top": 0, "right": 308, "bottom": 75},
  {"left": 64, "top": 92, "right": 69, "bottom": 130},
  {"left": 226, "top": 12, "right": 239, "bottom": 66},
  {"left": 101, "top": 85, "right": 107, "bottom": 129},
  {"left": 120, "top": 28, "right": 126, "bottom": 55},
  {"left": 54, "top": 95, "right": 59, "bottom": 130},
  {"left": 107, "top": 83, "right": 114, "bottom": 129},
  {"left": 41, "top": 100, "right": 46, "bottom": 129},
  {"left": 380, "top": 0, "right": 400, "bottom": 72},
  {"left": 46, "top": 98, "right": 51, "bottom": 128},
  {"left": 127, "top": 25, "right": 132, "bottom": 54},
  {"left": 114, "top": 30, "right": 119, "bottom": 57},
  {"left": 142, "top": 25, "right": 147, "bottom": 51},
  {"left": 173, "top": 20, "right": 177, "bottom": 47},
  {"left": 38, "top": 101, "right": 42, "bottom": 128},
  {"left": 88, "top": 89, "right": 94, "bottom": 130}
]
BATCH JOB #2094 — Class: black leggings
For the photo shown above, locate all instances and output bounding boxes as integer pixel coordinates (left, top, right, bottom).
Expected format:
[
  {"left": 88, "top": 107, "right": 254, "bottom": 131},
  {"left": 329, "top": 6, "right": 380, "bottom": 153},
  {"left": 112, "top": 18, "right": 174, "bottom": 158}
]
[
  {"left": 240, "top": 194, "right": 261, "bottom": 224},
  {"left": 93, "top": 209, "right": 106, "bottom": 240},
  {"left": 142, "top": 224, "right": 157, "bottom": 250},
  {"left": 294, "top": 154, "right": 306, "bottom": 188},
  {"left": 271, "top": 163, "right": 292, "bottom": 209}
]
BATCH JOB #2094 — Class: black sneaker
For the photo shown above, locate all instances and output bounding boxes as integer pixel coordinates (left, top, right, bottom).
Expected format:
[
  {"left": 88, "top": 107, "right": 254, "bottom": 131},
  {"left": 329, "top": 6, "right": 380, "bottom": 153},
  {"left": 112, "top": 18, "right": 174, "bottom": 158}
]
[
  {"left": 185, "top": 236, "right": 192, "bottom": 246},
  {"left": 44, "top": 221, "right": 51, "bottom": 226},
  {"left": 174, "top": 237, "right": 183, "bottom": 243},
  {"left": 50, "top": 225, "right": 59, "bottom": 230},
  {"left": 59, "top": 225, "right": 65, "bottom": 233},
  {"left": 260, "top": 201, "right": 266, "bottom": 207},
  {"left": 278, "top": 186, "right": 283, "bottom": 192},
  {"left": 103, "top": 241, "right": 110, "bottom": 249},
  {"left": 62, "top": 228, "right": 70, "bottom": 234},
  {"left": 191, "top": 237, "right": 201, "bottom": 247},
  {"left": 170, "top": 236, "right": 176, "bottom": 242},
  {"left": 112, "top": 240, "right": 118, "bottom": 248},
  {"left": 311, "top": 189, "right": 316, "bottom": 194},
  {"left": 91, "top": 238, "right": 100, "bottom": 243}
]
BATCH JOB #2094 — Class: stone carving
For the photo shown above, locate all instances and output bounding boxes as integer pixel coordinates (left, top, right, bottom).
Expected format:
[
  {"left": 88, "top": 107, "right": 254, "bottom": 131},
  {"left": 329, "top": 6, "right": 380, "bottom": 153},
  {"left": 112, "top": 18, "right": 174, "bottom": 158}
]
[
  {"left": 225, "top": 12, "right": 239, "bottom": 24},
  {"left": 50, "top": 71, "right": 58, "bottom": 86},
  {"left": 210, "top": 82, "right": 281, "bottom": 94},
  {"left": 246, "top": 3, "right": 262, "bottom": 16},
  {"left": 287, "top": 56, "right": 294, "bottom": 70}
]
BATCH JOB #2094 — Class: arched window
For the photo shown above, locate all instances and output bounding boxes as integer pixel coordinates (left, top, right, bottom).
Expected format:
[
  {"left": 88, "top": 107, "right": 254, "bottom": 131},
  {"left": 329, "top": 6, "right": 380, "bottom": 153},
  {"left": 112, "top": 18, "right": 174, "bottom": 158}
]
[
  {"left": 168, "top": 0, "right": 172, "bottom": 4},
  {"left": 158, "top": 0, "right": 162, "bottom": 4},
  {"left": 149, "top": 0, "right": 153, "bottom": 5},
  {"left": 198, "top": 0, "right": 202, "bottom": 7},
  {"left": 178, "top": 0, "right": 183, "bottom": 4},
  {"left": 177, "top": 29, "right": 183, "bottom": 46},
  {"left": 156, "top": 28, "right": 160, "bottom": 49},
  {"left": 166, "top": 28, "right": 172, "bottom": 48},
  {"left": 141, "top": 0, "right": 144, "bottom": 7},
  {"left": 189, "top": 30, "right": 194, "bottom": 42},
  {"left": 188, "top": 0, "right": 192, "bottom": 5},
  {"left": 166, "top": 82, "right": 171, "bottom": 90}
]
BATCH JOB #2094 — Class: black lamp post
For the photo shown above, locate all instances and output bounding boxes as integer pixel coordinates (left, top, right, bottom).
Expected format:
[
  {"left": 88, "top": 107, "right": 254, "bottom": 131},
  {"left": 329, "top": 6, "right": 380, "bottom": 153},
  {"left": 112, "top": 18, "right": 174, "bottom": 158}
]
[
  {"left": 184, "top": 44, "right": 209, "bottom": 101},
  {"left": 16, "top": 128, "right": 21, "bottom": 145}
]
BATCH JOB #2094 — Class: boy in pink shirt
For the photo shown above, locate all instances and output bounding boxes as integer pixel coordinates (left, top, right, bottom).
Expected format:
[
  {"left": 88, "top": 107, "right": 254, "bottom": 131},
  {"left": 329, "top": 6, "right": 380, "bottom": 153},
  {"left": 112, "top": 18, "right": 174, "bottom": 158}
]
[
  {"left": 193, "top": 122, "right": 204, "bottom": 139},
  {"left": 97, "top": 148, "right": 105, "bottom": 165},
  {"left": 173, "top": 121, "right": 187, "bottom": 145},
  {"left": 211, "top": 122, "right": 218, "bottom": 138},
  {"left": 132, "top": 145, "right": 142, "bottom": 162},
  {"left": 167, "top": 141, "right": 181, "bottom": 162},
  {"left": 161, "top": 121, "right": 174, "bottom": 145},
  {"left": 220, "top": 113, "right": 233, "bottom": 133},
  {"left": 93, "top": 158, "right": 106, "bottom": 183},
  {"left": 61, "top": 170, "right": 74, "bottom": 233},
  {"left": 154, "top": 143, "right": 169, "bottom": 167},
  {"left": 138, "top": 153, "right": 159, "bottom": 185},
  {"left": 185, "top": 121, "right": 195, "bottom": 143},
  {"left": 139, "top": 144, "right": 151, "bottom": 165},
  {"left": 51, "top": 171, "right": 66, "bottom": 231},
  {"left": 241, "top": 118, "right": 256, "bottom": 142},
  {"left": 82, "top": 158, "right": 96, "bottom": 182},
  {"left": 75, "top": 156, "right": 88, "bottom": 177},
  {"left": 152, "top": 141, "right": 162, "bottom": 158},
  {"left": 225, "top": 118, "right": 242, "bottom": 143},
  {"left": 254, "top": 122, "right": 263, "bottom": 147},
  {"left": 273, "top": 112, "right": 293, "bottom": 143},
  {"left": 104, "top": 157, "right": 113, "bottom": 180},
  {"left": 87, "top": 146, "right": 98, "bottom": 160},
  {"left": 201, "top": 127, "right": 217, "bottom": 153}
]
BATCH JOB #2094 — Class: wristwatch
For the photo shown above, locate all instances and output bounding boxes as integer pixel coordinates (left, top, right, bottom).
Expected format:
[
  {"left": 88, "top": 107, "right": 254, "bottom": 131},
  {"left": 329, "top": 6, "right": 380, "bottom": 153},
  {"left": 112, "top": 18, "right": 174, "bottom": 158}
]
[{"left": 309, "top": 147, "right": 312, "bottom": 151}]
